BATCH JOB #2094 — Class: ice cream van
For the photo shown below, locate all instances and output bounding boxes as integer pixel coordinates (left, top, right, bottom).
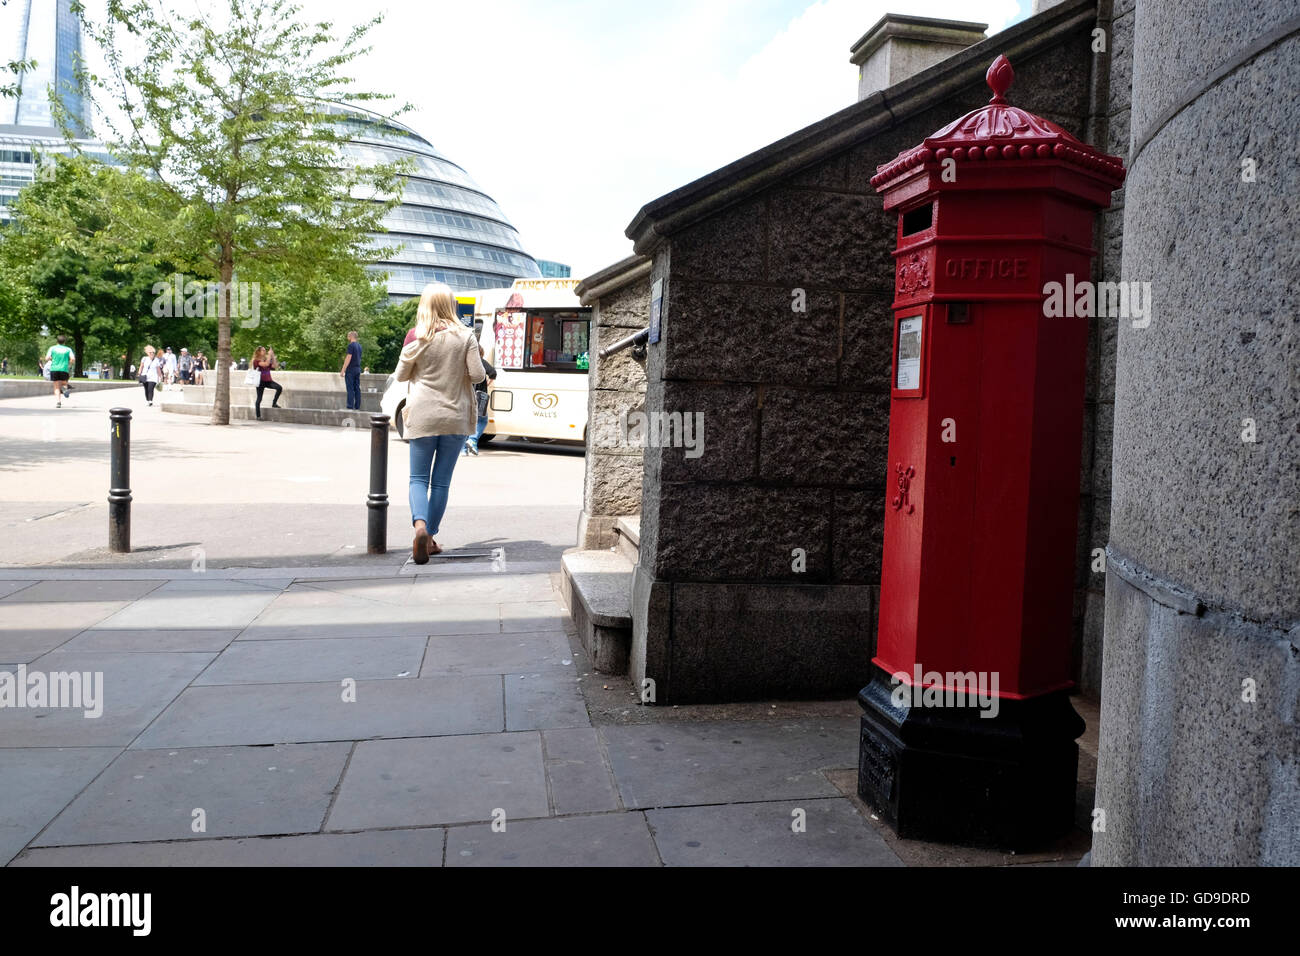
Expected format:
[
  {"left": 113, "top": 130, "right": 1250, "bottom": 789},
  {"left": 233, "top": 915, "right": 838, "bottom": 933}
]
[{"left": 475, "top": 278, "right": 590, "bottom": 444}]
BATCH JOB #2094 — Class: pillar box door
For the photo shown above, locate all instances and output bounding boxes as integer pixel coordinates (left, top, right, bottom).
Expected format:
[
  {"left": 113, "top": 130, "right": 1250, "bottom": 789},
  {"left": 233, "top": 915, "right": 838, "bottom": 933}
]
[{"left": 858, "top": 55, "right": 1125, "bottom": 849}]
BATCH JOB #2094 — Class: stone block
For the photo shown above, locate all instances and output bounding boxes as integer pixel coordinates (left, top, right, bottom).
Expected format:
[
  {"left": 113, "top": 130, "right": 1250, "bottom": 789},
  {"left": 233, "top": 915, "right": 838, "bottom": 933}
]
[
  {"left": 759, "top": 387, "right": 890, "bottom": 486},
  {"left": 583, "top": 452, "right": 644, "bottom": 519},
  {"left": 660, "top": 582, "right": 874, "bottom": 702},
  {"left": 653, "top": 485, "right": 830, "bottom": 583},
  {"left": 661, "top": 280, "right": 839, "bottom": 385},
  {"left": 766, "top": 188, "right": 893, "bottom": 289},
  {"left": 657, "top": 381, "right": 758, "bottom": 483},
  {"left": 672, "top": 196, "right": 766, "bottom": 282},
  {"left": 841, "top": 291, "right": 897, "bottom": 391},
  {"left": 833, "top": 489, "right": 885, "bottom": 584}
]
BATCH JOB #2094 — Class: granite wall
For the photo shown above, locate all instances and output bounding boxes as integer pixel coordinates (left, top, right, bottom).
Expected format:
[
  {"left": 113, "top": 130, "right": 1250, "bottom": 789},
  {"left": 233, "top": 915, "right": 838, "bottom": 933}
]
[
  {"left": 579, "top": 274, "right": 651, "bottom": 549},
  {"left": 1091, "top": 0, "right": 1299, "bottom": 865}
]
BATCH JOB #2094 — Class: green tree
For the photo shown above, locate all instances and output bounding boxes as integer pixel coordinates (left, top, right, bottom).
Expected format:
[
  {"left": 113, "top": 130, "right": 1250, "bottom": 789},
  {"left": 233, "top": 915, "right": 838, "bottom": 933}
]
[
  {"left": 371, "top": 296, "right": 418, "bottom": 374},
  {"left": 0, "top": 155, "right": 181, "bottom": 377},
  {"left": 295, "top": 279, "right": 386, "bottom": 371},
  {"left": 75, "top": 0, "right": 409, "bottom": 423}
]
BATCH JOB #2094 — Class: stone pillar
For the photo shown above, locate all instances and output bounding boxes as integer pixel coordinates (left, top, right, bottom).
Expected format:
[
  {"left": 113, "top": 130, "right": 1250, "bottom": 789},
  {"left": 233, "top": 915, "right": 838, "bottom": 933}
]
[
  {"left": 575, "top": 256, "right": 651, "bottom": 549},
  {"left": 1092, "top": 3, "right": 1299, "bottom": 865},
  {"left": 850, "top": 14, "right": 987, "bottom": 103}
]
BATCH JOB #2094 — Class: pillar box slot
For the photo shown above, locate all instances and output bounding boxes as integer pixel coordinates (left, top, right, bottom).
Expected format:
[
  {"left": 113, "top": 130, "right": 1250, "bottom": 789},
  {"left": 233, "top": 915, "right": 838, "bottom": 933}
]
[{"left": 859, "top": 54, "right": 1126, "bottom": 850}]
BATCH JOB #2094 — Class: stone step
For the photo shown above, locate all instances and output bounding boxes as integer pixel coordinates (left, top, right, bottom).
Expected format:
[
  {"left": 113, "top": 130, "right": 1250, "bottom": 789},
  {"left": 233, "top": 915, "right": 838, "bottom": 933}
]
[
  {"left": 160, "top": 402, "right": 378, "bottom": 428},
  {"left": 614, "top": 515, "right": 640, "bottom": 563},
  {"left": 171, "top": 385, "right": 384, "bottom": 411},
  {"left": 560, "top": 548, "right": 633, "bottom": 675}
]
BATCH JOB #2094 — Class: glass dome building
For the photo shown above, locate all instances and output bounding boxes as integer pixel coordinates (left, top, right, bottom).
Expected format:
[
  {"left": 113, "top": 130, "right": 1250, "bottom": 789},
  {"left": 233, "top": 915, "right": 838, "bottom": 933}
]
[{"left": 330, "top": 105, "right": 541, "bottom": 299}]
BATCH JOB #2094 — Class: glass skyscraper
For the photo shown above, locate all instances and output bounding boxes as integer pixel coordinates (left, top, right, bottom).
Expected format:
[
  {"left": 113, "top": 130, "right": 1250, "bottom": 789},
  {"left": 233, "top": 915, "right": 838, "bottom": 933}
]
[
  {"left": 330, "top": 105, "right": 541, "bottom": 299},
  {"left": 1, "top": 0, "right": 109, "bottom": 224},
  {"left": 1, "top": 0, "right": 91, "bottom": 132}
]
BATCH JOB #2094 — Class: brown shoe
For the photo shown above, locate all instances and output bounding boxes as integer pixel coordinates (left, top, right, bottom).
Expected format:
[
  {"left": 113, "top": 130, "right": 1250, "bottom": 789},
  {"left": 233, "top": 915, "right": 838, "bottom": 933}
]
[
  {"left": 412, "top": 529, "right": 430, "bottom": 565},
  {"left": 428, "top": 538, "right": 443, "bottom": 555}
]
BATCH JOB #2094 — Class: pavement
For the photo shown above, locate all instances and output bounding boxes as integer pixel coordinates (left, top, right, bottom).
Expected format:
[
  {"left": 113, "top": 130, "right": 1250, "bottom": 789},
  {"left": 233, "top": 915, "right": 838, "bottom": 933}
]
[
  {"left": 0, "top": 561, "right": 906, "bottom": 867},
  {"left": 0, "top": 385, "right": 1097, "bottom": 866},
  {"left": 0, "top": 383, "right": 582, "bottom": 568}
]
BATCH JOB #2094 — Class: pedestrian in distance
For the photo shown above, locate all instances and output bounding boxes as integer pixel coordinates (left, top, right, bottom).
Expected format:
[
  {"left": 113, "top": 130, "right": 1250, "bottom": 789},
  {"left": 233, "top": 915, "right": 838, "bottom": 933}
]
[
  {"left": 396, "top": 282, "right": 486, "bottom": 564},
  {"left": 44, "top": 335, "right": 74, "bottom": 408},
  {"left": 464, "top": 346, "right": 496, "bottom": 456},
  {"left": 178, "top": 348, "right": 194, "bottom": 384},
  {"left": 139, "top": 345, "right": 162, "bottom": 405},
  {"left": 251, "top": 346, "right": 282, "bottom": 419},
  {"left": 340, "top": 330, "right": 362, "bottom": 410}
]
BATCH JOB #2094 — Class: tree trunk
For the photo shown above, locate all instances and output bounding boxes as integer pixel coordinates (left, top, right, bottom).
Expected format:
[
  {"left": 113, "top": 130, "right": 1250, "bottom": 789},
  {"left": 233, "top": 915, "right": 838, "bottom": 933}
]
[
  {"left": 72, "top": 332, "right": 85, "bottom": 378},
  {"left": 211, "top": 252, "right": 234, "bottom": 425}
]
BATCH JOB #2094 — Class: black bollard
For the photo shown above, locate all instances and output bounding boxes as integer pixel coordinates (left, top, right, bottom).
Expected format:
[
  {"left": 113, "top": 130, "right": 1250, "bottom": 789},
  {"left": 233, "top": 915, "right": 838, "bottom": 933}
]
[
  {"left": 367, "top": 414, "right": 390, "bottom": 554},
  {"left": 108, "top": 407, "right": 132, "bottom": 552}
]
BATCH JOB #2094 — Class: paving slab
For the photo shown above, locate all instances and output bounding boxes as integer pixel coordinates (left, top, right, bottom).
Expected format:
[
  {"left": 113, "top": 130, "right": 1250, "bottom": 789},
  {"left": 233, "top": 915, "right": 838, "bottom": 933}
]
[
  {"left": 33, "top": 742, "right": 351, "bottom": 847},
  {"left": 446, "top": 811, "right": 658, "bottom": 867},
  {"left": 0, "top": 580, "right": 162, "bottom": 603},
  {"left": 0, "top": 651, "right": 215, "bottom": 747},
  {"left": 11, "top": 827, "right": 446, "bottom": 866},
  {"left": 0, "top": 582, "right": 36, "bottom": 600},
  {"left": 0, "top": 747, "right": 121, "bottom": 866},
  {"left": 0, "top": 600, "right": 130, "bottom": 662},
  {"left": 60, "top": 629, "right": 241, "bottom": 653},
  {"left": 501, "top": 600, "right": 569, "bottom": 632},
  {"left": 408, "top": 573, "right": 556, "bottom": 607},
  {"left": 150, "top": 578, "right": 291, "bottom": 592},
  {"left": 239, "top": 601, "right": 500, "bottom": 639},
  {"left": 95, "top": 589, "right": 278, "bottom": 630},
  {"left": 505, "top": 672, "right": 590, "bottom": 731},
  {"left": 286, "top": 578, "right": 415, "bottom": 606},
  {"left": 327, "top": 732, "right": 549, "bottom": 830},
  {"left": 131, "top": 675, "right": 503, "bottom": 748},
  {"left": 602, "top": 718, "right": 857, "bottom": 809},
  {"left": 647, "top": 798, "right": 903, "bottom": 867},
  {"left": 420, "top": 631, "right": 573, "bottom": 677},
  {"left": 194, "top": 636, "right": 426, "bottom": 685},
  {"left": 542, "top": 728, "right": 621, "bottom": 814}
]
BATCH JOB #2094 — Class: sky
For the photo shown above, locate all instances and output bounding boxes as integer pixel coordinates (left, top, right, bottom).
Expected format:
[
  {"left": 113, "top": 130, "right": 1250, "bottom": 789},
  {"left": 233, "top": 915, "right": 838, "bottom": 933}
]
[{"left": 71, "top": 0, "right": 1031, "bottom": 277}]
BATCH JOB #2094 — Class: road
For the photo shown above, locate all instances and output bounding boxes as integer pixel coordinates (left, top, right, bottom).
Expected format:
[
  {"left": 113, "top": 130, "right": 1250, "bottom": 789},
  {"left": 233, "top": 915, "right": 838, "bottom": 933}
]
[{"left": 0, "top": 383, "right": 584, "bottom": 568}]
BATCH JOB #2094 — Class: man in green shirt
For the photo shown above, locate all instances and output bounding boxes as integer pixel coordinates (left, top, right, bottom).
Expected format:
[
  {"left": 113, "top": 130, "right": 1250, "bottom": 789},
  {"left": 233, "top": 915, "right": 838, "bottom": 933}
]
[{"left": 44, "top": 335, "right": 75, "bottom": 408}]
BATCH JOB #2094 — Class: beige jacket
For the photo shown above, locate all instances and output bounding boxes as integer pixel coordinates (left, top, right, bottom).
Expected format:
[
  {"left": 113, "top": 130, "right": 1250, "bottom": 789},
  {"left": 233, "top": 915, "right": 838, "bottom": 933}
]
[{"left": 395, "top": 324, "right": 486, "bottom": 439}]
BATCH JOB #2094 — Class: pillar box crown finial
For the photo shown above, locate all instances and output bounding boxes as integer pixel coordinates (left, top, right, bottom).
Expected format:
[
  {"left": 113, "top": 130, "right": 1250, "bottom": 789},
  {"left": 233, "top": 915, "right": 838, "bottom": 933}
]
[
  {"left": 986, "top": 53, "right": 1013, "bottom": 103},
  {"left": 869, "top": 55, "right": 1126, "bottom": 191}
]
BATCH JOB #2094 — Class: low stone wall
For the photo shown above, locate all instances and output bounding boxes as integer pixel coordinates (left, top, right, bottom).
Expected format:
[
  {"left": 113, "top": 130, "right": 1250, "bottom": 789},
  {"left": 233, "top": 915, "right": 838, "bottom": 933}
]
[{"left": 0, "top": 380, "right": 136, "bottom": 399}]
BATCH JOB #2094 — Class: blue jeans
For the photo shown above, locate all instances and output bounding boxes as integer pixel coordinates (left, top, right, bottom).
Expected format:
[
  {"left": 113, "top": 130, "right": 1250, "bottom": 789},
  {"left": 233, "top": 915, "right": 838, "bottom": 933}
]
[
  {"left": 408, "top": 433, "right": 466, "bottom": 534},
  {"left": 473, "top": 414, "right": 488, "bottom": 443},
  {"left": 345, "top": 371, "right": 361, "bottom": 409}
]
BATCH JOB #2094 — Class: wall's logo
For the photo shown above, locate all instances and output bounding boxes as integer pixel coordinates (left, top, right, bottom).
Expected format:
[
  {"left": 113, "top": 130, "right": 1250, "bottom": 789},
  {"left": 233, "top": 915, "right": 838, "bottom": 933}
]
[{"left": 532, "top": 393, "right": 558, "bottom": 410}]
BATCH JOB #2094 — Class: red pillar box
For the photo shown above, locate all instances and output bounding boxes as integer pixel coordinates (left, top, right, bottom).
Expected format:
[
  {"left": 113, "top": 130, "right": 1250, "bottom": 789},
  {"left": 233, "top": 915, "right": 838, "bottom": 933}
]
[{"left": 858, "top": 56, "right": 1125, "bottom": 849}]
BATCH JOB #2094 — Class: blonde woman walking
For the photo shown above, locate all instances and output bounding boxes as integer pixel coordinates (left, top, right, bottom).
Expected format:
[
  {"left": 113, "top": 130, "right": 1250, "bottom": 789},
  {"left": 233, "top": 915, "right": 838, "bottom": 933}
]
[{"left": 395, "top": 282, "right": 485, "bottom": 563}]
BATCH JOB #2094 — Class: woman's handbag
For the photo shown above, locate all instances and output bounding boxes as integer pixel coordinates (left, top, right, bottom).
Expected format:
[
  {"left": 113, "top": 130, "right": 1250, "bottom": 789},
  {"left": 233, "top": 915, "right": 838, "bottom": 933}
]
[
  {"left": 243, "top": 368, "right": 260, "bottom": 387},
  {"left": 475, "top": 388, "right": 490, "bottom": 418}
]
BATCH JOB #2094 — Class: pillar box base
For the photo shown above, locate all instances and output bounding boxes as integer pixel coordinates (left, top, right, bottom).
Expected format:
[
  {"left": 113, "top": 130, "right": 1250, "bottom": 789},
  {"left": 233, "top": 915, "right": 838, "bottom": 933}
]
[{"left": 857, "top": 667, "right": 1084, "bottom": 851}]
